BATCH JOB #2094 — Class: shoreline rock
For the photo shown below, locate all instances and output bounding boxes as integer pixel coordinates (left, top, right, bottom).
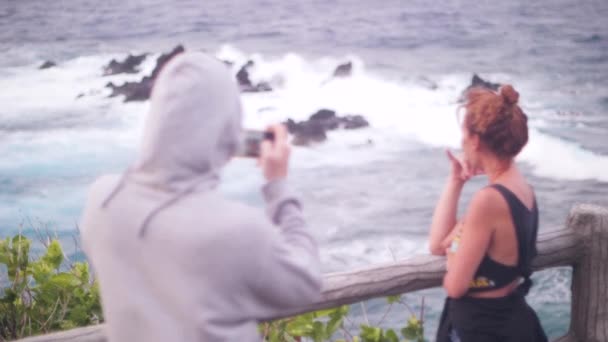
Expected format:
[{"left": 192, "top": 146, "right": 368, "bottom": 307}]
[
  {"left": 39, "top": 61, "right": 57, "bottom": 69},
  {"left": 106, "top": 45, "right": 185, "bottom": 102},
  {"left": 286, "top": 109, "right": 370, "bottom": 146},
  {"left": 236, "top": 60, "right": 273, "bottom": 93},
  {"left": 332, "top": 61, "right": 353, "bottom": 78},
  {"left": 103, "top": 54, "right": 147, "bottom": 76},
  {"left": 459, "top": 74, "right": 501, "bottom": 102}
]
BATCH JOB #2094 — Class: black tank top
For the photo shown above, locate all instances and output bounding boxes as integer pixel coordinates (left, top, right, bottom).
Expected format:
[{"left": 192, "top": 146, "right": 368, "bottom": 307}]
[{"left": 467, "top": 184, "right": 539, "bottom": 293}]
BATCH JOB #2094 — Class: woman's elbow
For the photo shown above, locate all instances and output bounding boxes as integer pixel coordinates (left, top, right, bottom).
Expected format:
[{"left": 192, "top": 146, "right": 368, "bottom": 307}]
[{"left": 443, "top": 277, "right": 467, "bottom": 299}]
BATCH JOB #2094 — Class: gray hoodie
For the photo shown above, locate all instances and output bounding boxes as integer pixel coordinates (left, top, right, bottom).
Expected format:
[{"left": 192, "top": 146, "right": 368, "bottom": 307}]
[{"left": 80, "top": 52, "right": 322, "bottom": 342}]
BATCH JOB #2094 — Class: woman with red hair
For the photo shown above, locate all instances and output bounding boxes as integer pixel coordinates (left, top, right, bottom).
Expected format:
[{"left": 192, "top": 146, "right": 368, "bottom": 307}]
[{"left": 429, "top": 85, "right": 548, "bottom": 341}]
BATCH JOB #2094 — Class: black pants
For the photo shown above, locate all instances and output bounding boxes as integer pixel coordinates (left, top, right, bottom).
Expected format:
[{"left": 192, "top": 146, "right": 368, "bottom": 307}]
[{"left": 436, "top": 294, "right": 548, "bottom": 342}]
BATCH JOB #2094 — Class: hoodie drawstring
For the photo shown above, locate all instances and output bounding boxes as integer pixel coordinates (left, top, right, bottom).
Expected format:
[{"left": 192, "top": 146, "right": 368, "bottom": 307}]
[
  {"left": 101, "top": 168, "right": 132, "bottom": 209},
  {"left": 138, "top": 174, "right": 219, "bottom": 238}
]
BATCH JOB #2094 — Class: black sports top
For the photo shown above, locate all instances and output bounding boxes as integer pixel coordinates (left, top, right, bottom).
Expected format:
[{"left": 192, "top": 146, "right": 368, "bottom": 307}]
[{"left": 449, "top": 184, "right": 539, "bottom": 293}]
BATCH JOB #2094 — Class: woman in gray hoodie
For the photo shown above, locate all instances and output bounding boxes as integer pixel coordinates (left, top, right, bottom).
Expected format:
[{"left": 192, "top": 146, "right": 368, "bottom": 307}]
[{"left": 80, "top": 52, "right": 322, "bottom": 342}]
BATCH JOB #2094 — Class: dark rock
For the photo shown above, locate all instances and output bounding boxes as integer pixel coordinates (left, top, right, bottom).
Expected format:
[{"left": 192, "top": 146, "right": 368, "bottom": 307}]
[
  {"left": 236, "top": 60, "right": 255, "bottom": 87},
  {"left": 470, "top": 74, "right": 501, "bottom": 91},
  {"left": 459, "top": 74, "right": 501, "bottom": 102},
  {"left": 310, "top": 109, "right": 336, "bottom": 121},
  {"left": 290, "top": 120, "right": 328, "bottom": 146},
  {"left": 286, "top": 109, "right": 369, "bottom": 146},
  {"left": 332, "top": 61, "right": 353, "bottom": 78},
  {"left": 39, "top": 61, "right": 56, "bottom": 69},
  {"left": 106, "top": 45, "right": 185, "bottom": 102},
  {"left": 222, "top": 60, "right": 234, "bottom": 67},
  {"left": 236, "top": 60, "right": 273, "bottom": 93},
  {"left": 106, "top": 77, "right": 153, "bottom": 102},
  {"left": 285, "top": 119, "right": 298, "bottom": 133},
  {"left": 241, "top": 81, "right": 273, "bottom": 93},
  {"left": 150, "top": 45, "right": 185, "bottom": 79},
  {"left": 309, "top": 109, "right": 340, "bottom": 130},
  {"left": 103, "top": 53, "right": 147, "bottom": 76},
  {"left": 341, "top": 115, "right": 369, "bottom": 129}
]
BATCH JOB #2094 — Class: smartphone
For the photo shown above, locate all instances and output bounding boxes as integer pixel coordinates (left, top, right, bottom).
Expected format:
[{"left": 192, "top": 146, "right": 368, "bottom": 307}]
[{"left": 237, "top": 130, "right": 275, "bottom": 158}]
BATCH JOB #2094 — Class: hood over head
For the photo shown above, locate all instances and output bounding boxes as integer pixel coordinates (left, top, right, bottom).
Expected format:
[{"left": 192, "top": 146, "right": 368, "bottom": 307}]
[{"left": 102, "top": 52, "right": 243, "bottom": 236}]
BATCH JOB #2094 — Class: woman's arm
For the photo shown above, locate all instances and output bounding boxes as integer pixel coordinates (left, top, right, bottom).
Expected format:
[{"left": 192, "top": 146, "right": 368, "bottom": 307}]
[
  {"left": 442, "top": 188, "right": 499, "bottom": 298},
  {"left": 429, "top": 178, "right": 464, "bottom": 255},
  {"left": 429, "top": 150, "right": 478, "bottom": 255}
]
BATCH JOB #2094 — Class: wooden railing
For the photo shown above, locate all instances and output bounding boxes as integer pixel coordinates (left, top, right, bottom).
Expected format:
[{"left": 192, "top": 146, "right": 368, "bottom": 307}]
[{"left": 16, "top": 204, "right": 608, "bottom": 342}]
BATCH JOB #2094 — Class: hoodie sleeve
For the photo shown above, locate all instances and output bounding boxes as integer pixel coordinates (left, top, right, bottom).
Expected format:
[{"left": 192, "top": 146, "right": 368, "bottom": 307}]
[{"left": 243, "top": 179, "right": 322, "bottom": 319}]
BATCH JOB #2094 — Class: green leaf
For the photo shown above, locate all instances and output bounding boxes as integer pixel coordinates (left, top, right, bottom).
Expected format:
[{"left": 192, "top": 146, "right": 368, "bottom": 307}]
[
  {"left": 0, "top": 237, "right": 9, "bottom": 265},
  {"left": 286, "top": 314, "right": 314, "bottom": 336},
  {"left": 41, "top": 240, "right": 63, "bottom": 270},
  {"left": 311, "top": 321, "right": 325, "bottom": 342},
  {"left": 312, "top": 307, "right": 339, "bottom": 318},
  {"left": 30, "top": 260, "right": 53, "bottom": 284},
  {"left": 1, "top": 289, "right": 17, "bottom": 304},
  {"left": 384, "top": 329, "right": 399, "bottom": 342},
  {"left": 286, "top": 322, "right": 312, "bottom": 336},
  {"left": 48, "top": 273, "right": 80, "bottom": 289},
  {"left": 360, "top": 325, "right": 382, "bottom": 342},
  {"left": 386, "top": 295, "right": 401, "bottom": 304},
  {"left": 337, "top": 305, "right": 350, "bottom": 316},
  {"left": 402, "top": 326, "right": 418, "bottom": 340},
  {"left": 72, "top": 262, "right": 90, "bottom": 285},
  {"left": 325, "top": 311, "right": 345, "bottom": 337},
  {"left": 268, "top": 327, "right": 279, "bottom": 342},
  {"left": 7, "top": 235, "right": 31, "bottom": 280},
  {"left": 407, "top": 316, "right": 421, "bottom": 328}
]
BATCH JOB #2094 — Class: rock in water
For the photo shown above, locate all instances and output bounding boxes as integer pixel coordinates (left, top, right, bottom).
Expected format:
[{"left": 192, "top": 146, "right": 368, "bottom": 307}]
[
  {"left": 332, "top": 61, "right": 353, "bottom": 78},
  {"left": 150, "top": 45, "right": 185, "bottom": 79},
  {"left": 286, "top": 109, "right": 370, "bottom": 146},
  {"left": 236, "top": 60, "right": 273, "bottom": 93},
  {"left": 341, "top": 115, "right": 369, "bottom": 129},
  {"left": 236, "top": 60, "right": 255, "bottom": 88},
  {"left": 39, "top": 61, "right": 56, "bottom": 69},
  {"left": 309, "top": 109, "right": 340, "bottom": 130},
  {"left": 470, "top": 74, "right": 501, "bottom": 91},
  {"left": 289, "top": 120, "right": 328, "bottom": 146},
  {"left": 103, "top": 54, "right": 147, "bottom": 75},
  {"left": 459, "top": 74, "right": 502, "bottom": 102},
  {"left": 106, "top": 45, "right": 185, "bottom": 102}
]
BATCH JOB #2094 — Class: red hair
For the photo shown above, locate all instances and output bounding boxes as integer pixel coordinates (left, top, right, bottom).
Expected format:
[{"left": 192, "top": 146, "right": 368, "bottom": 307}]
[{"left": 464, "top": 84, "right": 528, "bottom": 158}]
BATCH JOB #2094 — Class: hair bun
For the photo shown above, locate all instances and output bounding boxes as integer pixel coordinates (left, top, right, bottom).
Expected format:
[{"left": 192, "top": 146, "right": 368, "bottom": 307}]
[{"left": 500, "top": 84, "right": 519, "bottom": 105}]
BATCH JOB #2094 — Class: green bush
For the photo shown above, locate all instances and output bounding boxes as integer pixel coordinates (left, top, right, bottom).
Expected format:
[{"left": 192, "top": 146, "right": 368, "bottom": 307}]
[
  {"left": 0, "top": 234, "right": 102, "bottom": 340},
  {"left": 260, "top": 296, "right": 426, "bottom": 342},
  {"left": 0, "top": 234, "right": 426, "bottom": 342}
]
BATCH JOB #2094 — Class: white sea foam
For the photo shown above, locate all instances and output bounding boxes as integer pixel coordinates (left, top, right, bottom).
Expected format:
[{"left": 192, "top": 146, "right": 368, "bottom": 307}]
[{"left": 1, "top": 44, "right": 606, "bottom": 214}]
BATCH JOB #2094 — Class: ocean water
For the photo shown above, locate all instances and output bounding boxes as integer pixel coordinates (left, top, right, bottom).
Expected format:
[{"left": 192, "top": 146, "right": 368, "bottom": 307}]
[{"left": 1, "top": 0, "right": 607, "bottom": 339}]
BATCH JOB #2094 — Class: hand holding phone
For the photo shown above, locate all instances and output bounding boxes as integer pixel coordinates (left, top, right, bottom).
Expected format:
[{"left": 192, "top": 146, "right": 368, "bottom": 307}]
[
  {"left": 258, "top": 125, "right": 290, "bottom": 182},
  {"left": 238, "top": 130, "right": 276, "bottom": 158}
]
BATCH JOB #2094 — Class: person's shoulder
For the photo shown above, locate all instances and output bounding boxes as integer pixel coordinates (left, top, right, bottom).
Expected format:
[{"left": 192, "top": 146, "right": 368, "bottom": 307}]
[
  {"left": 79, "top": 174, "right": 122, "bottom": 245},
  {"left": 86, "top": 174, "right": 122, "bottom": 203},
  {"left": 468, "top": 186, "right": 506, "bottom": 217}
]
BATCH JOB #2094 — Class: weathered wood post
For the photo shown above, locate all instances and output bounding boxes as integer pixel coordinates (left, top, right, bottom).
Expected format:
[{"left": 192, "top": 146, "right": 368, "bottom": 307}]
[{"left": 558, "top": 204, "right": 608, "bottom": 342}]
